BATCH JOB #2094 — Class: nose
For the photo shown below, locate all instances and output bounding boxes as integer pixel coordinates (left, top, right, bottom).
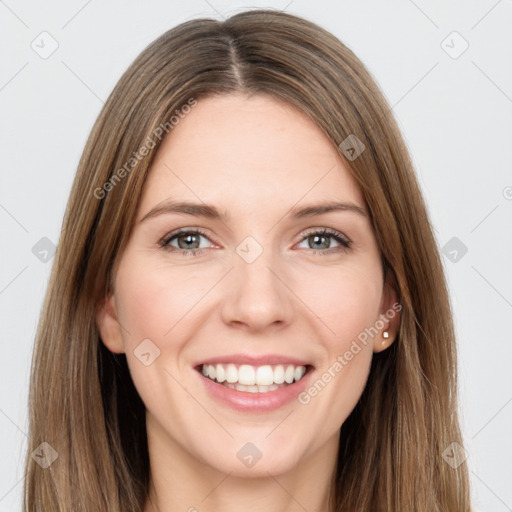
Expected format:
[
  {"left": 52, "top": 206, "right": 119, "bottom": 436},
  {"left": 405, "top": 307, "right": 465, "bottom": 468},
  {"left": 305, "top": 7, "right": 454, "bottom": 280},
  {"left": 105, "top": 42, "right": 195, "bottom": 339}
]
[{"left": 220, "top": 244, "right": 295, "bottom": 333}]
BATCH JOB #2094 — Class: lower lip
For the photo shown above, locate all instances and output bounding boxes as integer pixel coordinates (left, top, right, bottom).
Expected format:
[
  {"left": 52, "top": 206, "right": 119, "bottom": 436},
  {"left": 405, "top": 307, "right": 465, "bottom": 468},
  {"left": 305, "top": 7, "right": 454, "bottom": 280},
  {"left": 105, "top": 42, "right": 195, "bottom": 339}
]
[{"left": 195, "top": 367, "right": 314, "bottom": 412}]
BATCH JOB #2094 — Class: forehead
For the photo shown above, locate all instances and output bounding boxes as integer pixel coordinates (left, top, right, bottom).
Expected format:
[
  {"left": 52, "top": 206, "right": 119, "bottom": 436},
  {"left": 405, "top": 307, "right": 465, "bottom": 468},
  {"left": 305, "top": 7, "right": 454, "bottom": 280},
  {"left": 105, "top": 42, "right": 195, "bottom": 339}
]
[{"left": 138, "top": 94, "right": 365, "bottom": 217}]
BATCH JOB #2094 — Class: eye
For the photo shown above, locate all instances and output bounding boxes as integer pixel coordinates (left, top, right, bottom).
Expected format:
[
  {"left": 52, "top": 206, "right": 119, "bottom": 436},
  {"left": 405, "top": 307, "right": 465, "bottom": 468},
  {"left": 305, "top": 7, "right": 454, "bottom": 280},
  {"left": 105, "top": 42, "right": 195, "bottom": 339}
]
[
  {"left": 296, "top": 228, "right": 351, "bottom": 254},
  {"left": 159, "top": 227, "right": 351, "bottom": 256},
  {"left": 159, "top": 229, "right": 213, "bottom": 256}
]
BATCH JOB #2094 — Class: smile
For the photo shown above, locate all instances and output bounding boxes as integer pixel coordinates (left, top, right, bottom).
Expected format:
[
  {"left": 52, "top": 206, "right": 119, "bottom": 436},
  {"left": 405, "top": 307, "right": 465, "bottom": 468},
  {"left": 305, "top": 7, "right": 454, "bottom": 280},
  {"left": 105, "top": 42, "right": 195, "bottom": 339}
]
[{"left": 195, "top": 356, "right": 314, "bottom": 412}]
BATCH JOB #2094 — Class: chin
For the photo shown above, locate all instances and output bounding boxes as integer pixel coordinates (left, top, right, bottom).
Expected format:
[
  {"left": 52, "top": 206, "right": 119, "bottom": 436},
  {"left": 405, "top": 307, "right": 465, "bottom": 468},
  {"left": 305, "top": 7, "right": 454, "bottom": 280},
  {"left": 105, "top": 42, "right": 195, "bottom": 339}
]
[{"left": 198, "top": 440, "right": 307, "bottom": 478}]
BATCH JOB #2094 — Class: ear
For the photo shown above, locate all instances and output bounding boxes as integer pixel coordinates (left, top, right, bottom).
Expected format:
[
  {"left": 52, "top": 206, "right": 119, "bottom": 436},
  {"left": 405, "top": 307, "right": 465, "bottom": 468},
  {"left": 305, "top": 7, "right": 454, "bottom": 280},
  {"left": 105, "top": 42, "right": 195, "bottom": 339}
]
[
  {"left": 95, "top": 293, "right": 125, "bottom": 354},
  {"left": 373, "top": 272, "right": 401, "bottom": 353}
]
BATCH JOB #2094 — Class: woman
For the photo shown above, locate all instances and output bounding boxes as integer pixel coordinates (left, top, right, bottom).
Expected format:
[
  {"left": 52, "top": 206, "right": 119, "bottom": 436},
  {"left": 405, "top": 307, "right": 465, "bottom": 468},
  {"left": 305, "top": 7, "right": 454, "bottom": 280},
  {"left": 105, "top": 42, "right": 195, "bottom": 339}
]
[{"left": 23, "top": 9, "right": 471, "bottom": 511}]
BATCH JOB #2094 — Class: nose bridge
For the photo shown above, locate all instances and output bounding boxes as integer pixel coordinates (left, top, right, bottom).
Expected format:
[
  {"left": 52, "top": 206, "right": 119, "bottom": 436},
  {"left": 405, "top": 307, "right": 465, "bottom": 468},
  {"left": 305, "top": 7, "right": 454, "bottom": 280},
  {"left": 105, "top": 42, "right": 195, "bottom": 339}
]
[{"left": 221, "top": 234, "right": 293, "bottom": 330}]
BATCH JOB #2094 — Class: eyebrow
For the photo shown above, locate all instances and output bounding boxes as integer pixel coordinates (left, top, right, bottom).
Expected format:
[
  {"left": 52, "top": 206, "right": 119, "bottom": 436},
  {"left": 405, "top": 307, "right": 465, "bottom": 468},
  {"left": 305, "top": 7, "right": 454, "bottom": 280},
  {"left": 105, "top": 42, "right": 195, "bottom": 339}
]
[{"left": 139, "top": 199, "right": 367, "bottom": 224}]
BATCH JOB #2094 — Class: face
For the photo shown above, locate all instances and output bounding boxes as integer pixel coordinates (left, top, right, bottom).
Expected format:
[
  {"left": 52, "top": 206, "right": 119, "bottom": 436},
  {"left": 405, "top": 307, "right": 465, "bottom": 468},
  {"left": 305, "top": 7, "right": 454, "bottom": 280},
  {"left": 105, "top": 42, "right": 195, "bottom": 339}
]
[{"left": 97, "top": 93, "right": 399, "bottom": 477}]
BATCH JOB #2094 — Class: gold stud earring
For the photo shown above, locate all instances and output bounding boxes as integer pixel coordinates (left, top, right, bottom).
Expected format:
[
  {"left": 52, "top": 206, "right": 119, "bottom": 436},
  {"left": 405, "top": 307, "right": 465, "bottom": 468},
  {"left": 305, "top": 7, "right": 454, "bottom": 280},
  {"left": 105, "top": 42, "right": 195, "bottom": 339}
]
[{"left": 382, "top": 330, "right": 390, "bottom": 345}]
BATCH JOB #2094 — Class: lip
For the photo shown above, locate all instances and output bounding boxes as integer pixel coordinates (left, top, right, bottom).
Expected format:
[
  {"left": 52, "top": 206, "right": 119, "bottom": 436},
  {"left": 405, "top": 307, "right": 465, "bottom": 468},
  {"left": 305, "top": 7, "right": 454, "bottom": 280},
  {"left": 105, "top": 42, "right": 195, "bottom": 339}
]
[
  {"left": 194, "top": 364, "right": 314, "bottom": 413},
  {"left": 195, "top": 353, "right": 311, "bottom": 367}
]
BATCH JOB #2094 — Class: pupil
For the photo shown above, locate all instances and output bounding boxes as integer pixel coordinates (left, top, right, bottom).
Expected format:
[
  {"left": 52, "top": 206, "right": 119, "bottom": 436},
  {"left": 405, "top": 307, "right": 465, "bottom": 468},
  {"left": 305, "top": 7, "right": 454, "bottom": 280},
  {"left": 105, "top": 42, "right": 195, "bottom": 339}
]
[
  {"left": 179, "top": 234, "right": 199, "bottom": 249},
  {"left": 311, "top": 235, "right": 329, "bottom": 250}
]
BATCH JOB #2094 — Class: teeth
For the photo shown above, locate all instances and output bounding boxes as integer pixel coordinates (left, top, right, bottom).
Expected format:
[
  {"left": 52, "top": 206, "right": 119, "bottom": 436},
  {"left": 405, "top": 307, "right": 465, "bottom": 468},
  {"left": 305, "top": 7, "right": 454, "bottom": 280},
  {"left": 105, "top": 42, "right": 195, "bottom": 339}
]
[
  {"left": 238, "top": 365, "right": 256, "bottom": 385},
  {"left": 200, "top": 363, "right": 308, "bottom": 389},
  {"left": 273, "top": 365, "right": 285, "bottom": 384},
  {"left": 284, "top": 365, "right": 295, "bottom": 384},
  {"left": 225, "top": 364, "right": 238, "bottom": 383},
  {"left": 226, "top": 382, "right": 289, "bottom": 393},
  {"left": 256, "top": 365, "right": 274, "bottom": 386},
  {"left": 216, "top": 364, "right": 226, "bottom": 383},
  {"left": 294, "top": 366, "right": 306, "bottom": 381}
]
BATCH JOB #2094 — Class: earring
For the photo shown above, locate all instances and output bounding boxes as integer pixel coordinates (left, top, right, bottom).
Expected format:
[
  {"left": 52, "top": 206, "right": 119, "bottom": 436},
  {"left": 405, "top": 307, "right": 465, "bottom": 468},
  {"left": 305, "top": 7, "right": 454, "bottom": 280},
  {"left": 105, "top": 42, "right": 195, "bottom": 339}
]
[{"left": 381, "top": 330, "right": 390, "bottom": 345}]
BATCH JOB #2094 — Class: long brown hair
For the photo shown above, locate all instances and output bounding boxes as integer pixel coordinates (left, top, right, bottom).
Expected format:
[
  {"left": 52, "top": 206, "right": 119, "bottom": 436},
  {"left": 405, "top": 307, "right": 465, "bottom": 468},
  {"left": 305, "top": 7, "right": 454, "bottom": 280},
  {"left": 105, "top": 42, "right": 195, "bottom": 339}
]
[{"left": 24, "top": 9, "right": 471, "bottom": 511}]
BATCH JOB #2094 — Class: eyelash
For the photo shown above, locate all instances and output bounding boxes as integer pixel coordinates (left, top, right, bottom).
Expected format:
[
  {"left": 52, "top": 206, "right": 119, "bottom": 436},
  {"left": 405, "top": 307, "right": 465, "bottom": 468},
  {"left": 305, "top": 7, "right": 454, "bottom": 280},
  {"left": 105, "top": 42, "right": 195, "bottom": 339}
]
[{"left": 158, "top": 228, "right": 351, "bottom": 257}]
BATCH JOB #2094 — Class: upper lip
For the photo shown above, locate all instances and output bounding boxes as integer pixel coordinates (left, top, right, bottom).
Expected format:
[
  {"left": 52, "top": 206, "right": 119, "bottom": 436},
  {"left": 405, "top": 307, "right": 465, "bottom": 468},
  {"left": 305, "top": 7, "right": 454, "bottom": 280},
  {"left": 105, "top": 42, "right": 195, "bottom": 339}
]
[{"left": 195, "top": 353, "right": 313, "bottom": 368}]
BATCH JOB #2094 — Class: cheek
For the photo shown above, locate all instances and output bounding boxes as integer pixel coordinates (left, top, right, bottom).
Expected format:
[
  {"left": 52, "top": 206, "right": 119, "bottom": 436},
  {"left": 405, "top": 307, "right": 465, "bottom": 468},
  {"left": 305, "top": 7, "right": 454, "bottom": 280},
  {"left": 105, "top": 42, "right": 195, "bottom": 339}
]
[
  {"left": 112, "top": 258, "right": 203, "bottom": 418},
  {"left": 293, "top": 264, "right": 381, "bottom": 425},
  {"left": 112, "top": 256, "right": 222, "bottom": 403},
  {"left": 114, "top": 257, "right": 209, "bottom": 347},
  {"left": 293, "top": 261, "right": 383, "bottom": 349}
]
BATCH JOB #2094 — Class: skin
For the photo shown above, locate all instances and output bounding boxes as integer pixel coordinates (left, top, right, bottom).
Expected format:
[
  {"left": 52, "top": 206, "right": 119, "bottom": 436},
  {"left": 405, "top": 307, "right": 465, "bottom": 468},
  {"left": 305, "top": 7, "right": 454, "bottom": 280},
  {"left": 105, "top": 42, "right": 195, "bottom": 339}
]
[{"left": 96, "top": 93, "right": 400, "bottom": 512}]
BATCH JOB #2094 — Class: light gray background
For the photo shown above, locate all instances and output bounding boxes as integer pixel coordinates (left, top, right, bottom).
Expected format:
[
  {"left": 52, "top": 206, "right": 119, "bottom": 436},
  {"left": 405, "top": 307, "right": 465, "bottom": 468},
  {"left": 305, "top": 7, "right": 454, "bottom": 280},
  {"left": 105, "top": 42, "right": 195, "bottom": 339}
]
[{"left": 1, "top": 1, "right": 511, "bottom": 510}]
